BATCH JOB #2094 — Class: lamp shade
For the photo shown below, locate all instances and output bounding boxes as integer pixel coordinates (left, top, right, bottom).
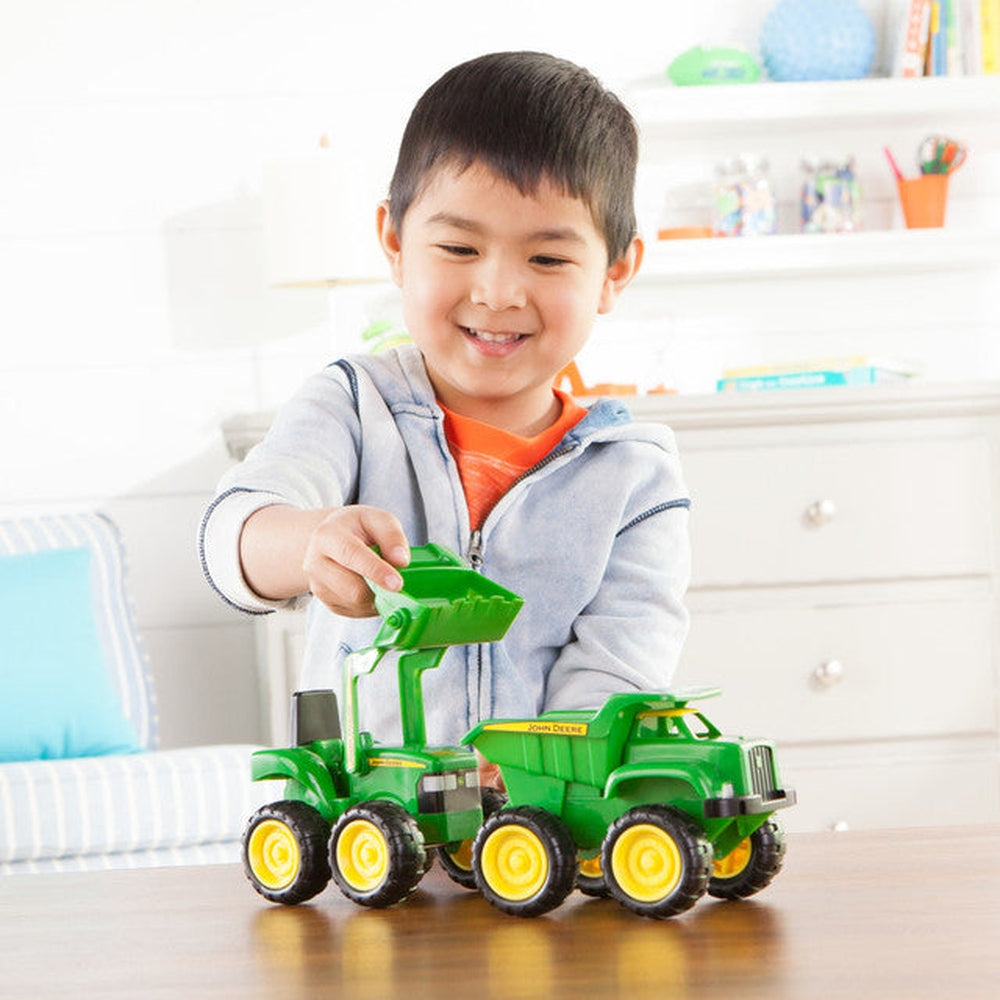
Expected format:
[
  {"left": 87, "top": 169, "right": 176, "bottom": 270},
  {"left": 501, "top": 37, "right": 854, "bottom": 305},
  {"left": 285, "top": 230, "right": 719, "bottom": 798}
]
[{"left": 262, "top": 141, "right": 388, "bottom": 286}]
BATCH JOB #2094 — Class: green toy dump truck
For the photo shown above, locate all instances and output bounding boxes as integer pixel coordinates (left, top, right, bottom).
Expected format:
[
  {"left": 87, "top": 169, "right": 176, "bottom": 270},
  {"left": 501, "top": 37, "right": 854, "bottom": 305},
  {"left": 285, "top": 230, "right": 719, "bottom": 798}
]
[
  {"left": 241, "top": 544, "right": 795, "bottom": 919},
  {"left": 463, "top": 689, "right": 794, "bottom": 917}
]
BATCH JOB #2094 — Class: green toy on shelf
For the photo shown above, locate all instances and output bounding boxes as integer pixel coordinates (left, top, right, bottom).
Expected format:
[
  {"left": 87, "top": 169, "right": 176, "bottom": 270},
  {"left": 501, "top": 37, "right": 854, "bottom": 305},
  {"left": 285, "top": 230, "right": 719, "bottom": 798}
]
[{"left": 667, "top": 45, "right": 761, "bottom": 86}]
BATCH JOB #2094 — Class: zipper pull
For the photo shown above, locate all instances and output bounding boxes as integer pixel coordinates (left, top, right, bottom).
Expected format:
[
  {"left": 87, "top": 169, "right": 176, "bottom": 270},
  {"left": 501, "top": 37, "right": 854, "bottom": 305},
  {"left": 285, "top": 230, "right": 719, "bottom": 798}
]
[{"left": 466, "top": 529, "right": 484, "bottom": 570}]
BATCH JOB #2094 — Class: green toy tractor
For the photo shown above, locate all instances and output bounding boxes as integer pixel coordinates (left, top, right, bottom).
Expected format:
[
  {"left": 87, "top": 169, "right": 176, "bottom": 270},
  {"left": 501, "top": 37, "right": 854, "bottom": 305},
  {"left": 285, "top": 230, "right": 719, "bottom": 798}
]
[
  {"left": 241, "top": 544, "right": 795, "bottom": 918},
  {"left": 241, "top": 544, "right": 522, "bottom": 908}
]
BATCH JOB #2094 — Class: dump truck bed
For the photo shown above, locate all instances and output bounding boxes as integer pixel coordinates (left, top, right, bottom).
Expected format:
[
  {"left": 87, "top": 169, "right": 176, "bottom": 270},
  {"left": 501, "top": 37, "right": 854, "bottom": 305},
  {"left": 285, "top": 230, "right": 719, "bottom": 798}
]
[{"left": 465, "top": 689, "right": 723, "bottom": 788}]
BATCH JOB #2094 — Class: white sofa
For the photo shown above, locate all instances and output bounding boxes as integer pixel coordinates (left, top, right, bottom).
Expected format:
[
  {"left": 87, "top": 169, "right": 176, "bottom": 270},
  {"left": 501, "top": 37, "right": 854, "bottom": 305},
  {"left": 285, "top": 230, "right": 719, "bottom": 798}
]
[{"left": 0, "top": 512, "right": 271, "bottom": 873}]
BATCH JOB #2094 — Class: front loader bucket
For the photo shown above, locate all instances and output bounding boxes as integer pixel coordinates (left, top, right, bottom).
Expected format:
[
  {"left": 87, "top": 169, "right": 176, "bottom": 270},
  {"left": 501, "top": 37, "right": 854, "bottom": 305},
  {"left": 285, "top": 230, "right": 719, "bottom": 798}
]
[{"left": 371, "top": 544, "right": 523, "bottom": 649}]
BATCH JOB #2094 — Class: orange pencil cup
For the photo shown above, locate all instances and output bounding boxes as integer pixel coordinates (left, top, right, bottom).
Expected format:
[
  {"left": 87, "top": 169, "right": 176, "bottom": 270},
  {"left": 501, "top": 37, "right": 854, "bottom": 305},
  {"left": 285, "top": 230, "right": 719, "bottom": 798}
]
[{"left": 896, "top": 174, "right": 949, "bottom": 229}]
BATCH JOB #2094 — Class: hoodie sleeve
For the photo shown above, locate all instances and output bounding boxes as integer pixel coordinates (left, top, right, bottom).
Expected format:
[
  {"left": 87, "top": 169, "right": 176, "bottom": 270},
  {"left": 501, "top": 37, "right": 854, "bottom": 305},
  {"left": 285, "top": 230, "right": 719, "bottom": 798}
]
[
  {"left": 198, "top": 365, "right": 362, "bottom": 614},
  {"left": 541, "top": 433, "right": 692, "bottom": 711}
]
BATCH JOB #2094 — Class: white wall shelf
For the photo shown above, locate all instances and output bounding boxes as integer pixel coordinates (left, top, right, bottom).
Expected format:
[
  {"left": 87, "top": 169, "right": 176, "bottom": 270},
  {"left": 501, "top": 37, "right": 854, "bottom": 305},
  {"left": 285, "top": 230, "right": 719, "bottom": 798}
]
[
  {"left": 617, "top": 70, "right": 1000, "bottom": 394},
  {"left": 628, "top": 75, "right": 1000, "bottom": 134},
  {"left": 639, "top": 227, "right": 1000, "bottom": 283}
]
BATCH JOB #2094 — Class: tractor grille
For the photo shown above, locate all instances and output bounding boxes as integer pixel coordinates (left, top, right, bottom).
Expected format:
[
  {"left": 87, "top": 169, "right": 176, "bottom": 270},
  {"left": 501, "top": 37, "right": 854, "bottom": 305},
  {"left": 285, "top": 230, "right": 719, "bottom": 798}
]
[
  {"left": 747, "top": 745, "right": 777, "bottom": 799},
  {"left": 417, "top": 769, "right": 480, "bottom": 815}
]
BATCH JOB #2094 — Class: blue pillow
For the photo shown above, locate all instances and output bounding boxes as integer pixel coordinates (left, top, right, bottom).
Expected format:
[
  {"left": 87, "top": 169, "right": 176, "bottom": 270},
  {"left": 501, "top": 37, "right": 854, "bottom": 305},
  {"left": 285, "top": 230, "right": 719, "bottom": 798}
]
[{"left": 0, "top": 546, "right": 142, "bottom": 762}]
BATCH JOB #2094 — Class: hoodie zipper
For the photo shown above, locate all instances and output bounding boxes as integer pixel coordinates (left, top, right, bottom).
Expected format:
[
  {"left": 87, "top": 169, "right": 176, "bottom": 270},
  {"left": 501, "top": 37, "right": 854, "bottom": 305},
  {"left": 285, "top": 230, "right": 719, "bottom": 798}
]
[
  {"left": 464, "top": 441, "right": 578, "bottom": 725},
  {"left": 464, "top": 442, "right": 578, "bottom": 569},
  {"left": 466, "top": 528, "right": 484, "bottom": 569}
]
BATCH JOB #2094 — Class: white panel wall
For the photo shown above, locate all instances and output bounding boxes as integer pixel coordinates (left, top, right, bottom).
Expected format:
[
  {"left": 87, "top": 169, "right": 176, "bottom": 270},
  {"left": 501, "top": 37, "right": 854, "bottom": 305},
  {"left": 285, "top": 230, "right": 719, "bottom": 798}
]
[{"left": 0, "top": 0, "right": 959, "bottom": 746}]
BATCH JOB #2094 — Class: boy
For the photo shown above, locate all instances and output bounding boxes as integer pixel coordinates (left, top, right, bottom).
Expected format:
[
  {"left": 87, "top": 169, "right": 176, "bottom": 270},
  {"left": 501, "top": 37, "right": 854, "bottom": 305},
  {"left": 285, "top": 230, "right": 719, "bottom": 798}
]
[{"left": 200, "top": 51, "right": 691, "bottom": 747}]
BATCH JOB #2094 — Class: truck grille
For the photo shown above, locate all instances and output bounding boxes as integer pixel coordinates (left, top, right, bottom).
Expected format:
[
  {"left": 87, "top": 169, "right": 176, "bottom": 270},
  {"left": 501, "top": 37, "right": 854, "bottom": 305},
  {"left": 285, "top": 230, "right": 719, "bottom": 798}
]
[{"left": 747, "top": 745, "right": 777, "bottom": 799}]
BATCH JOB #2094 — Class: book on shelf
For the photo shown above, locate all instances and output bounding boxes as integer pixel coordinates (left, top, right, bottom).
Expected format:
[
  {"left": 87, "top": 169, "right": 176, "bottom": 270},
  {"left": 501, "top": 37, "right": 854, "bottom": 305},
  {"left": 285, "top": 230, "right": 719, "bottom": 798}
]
[
  {"left": 888, "top": 0, "right": 999, "bottom": 74},
  {"left": 930, "top": 1, "right": 947, "bottom": 75},
  {"left": 984, "top": 0, "right": 1000, "bottom": 72},
  {"left": 716, "top": 356, "right": 920, "bottom": 393},
  {"left": 891, "top": 0, "right": 932, "bottom": 77},
  {"left": 965, "top": 0, "right": 985, "bottom": 69}
]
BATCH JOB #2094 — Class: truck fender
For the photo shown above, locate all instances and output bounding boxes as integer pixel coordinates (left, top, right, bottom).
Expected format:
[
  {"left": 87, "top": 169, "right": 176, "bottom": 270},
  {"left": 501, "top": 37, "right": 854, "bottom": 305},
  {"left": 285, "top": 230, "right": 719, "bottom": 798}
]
[
  {"left": 603, "top": 763, "right": 707, "bottom": 804},
  {"left": 251, "top": 747, "right": 340, "bottom": 821}
]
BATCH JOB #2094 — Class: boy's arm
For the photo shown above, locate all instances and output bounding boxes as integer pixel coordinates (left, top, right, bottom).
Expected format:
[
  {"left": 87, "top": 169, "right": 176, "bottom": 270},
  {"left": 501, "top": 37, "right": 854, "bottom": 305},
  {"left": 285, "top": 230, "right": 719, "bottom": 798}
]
[
  {"left": 200, "top": 364, "right": 408, "bottom": 617},
  {"left": 542, "top": 502, "right": 691, "bottom": 709},
  {"left": 238, "top": 503, "right": 410, "bottom": 617}
]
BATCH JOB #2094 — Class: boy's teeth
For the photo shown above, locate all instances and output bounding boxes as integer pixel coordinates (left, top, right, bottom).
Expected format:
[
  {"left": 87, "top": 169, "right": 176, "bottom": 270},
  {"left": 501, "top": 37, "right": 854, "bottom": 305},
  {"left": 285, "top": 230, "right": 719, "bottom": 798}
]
[{"left": 469, "top": 329, "right": 520, "bottom": 343}]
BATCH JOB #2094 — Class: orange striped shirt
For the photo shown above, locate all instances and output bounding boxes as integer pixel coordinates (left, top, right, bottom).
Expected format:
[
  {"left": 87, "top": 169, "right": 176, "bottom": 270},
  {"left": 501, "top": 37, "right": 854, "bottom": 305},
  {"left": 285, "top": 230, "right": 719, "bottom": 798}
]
[{"left": 441, "top": 390, "right": 588, "bottom": 530}]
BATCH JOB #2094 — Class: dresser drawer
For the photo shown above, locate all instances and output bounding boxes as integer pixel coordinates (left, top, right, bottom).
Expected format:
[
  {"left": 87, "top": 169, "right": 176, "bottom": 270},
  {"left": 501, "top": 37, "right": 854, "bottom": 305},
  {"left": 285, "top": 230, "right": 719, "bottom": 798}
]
[
  {"left": 778, "top": 749, "right": 1000, "bottom": 833},
  {"left": 683, "top": 435, "right": 993, "bottom": 587},
  {"left": 679, "top": 595, "right": 997, "bottom": 744}
]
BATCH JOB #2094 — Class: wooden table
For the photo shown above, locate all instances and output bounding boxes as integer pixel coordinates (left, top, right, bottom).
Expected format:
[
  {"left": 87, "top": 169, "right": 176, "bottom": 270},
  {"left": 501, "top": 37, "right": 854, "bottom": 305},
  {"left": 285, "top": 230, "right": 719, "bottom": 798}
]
[{"left": 2, "top": 825, "right": 998, "bottom": 999}]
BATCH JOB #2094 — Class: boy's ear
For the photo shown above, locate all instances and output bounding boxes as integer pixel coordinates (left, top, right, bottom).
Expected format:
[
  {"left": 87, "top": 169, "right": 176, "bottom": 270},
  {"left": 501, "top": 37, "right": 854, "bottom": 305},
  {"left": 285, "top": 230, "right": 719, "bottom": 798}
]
[
  {"left": 376, "top": 200, "right": 404, "bottom": 287},
  {"left": 598, "top": 236, "right": 644, "bottom": 315}
]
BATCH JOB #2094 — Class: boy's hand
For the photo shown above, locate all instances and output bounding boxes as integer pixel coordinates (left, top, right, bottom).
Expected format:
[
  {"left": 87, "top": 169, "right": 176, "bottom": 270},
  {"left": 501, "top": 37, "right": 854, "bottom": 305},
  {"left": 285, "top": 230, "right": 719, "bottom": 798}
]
[
  {"left": 475, "top": 750, "right": 506, "bottom": 792},
  {"left": 302, "top": 506, "right": 410, "bottom": 618}
]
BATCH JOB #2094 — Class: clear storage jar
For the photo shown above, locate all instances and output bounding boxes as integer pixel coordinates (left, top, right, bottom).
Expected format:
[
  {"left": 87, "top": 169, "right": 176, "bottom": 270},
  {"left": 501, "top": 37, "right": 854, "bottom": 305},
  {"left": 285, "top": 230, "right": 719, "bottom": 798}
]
[
  {"left": 713, "top": 155, "right": 777, "bottom": 237},
  {"left": 800, "top": 157, "right": 862, "bottom": 233}
]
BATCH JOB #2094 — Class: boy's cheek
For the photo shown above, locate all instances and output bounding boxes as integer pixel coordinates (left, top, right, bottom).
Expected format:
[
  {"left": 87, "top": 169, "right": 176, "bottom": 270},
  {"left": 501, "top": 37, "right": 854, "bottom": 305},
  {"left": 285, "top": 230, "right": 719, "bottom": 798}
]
[{"left": 401, "top": 267, "right": 457, "bottom": 323}]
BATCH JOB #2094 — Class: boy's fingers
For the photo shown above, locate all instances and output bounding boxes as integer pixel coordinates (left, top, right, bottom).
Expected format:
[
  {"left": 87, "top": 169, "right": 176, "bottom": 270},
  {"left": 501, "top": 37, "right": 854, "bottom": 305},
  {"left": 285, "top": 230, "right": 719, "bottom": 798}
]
[
  {"left": 309, "top": 562, "right": 378, "bottom": 617},
  {"left": 307, "top": 506, "right": 409, "bottom": 600},
  {"left": 357, "top": 509, "right": 411, "bottom": 575},
  {"left": 334, "top": 536, "right": 403, "bottom": 592}
]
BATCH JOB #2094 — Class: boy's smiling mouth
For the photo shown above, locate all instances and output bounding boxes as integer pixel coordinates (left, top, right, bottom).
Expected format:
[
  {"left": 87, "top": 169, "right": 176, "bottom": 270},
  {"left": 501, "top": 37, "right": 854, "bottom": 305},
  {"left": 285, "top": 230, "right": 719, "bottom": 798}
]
[{"left": 462, "top": 327, "right": 529, "bottom": 356}]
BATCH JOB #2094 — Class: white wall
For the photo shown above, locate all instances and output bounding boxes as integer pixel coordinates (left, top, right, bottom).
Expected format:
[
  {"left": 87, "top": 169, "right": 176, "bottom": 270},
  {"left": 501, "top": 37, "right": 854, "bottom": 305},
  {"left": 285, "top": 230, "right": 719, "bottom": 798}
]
[{"left": 0, "top": 0, "right": 968, "bottom": 746}]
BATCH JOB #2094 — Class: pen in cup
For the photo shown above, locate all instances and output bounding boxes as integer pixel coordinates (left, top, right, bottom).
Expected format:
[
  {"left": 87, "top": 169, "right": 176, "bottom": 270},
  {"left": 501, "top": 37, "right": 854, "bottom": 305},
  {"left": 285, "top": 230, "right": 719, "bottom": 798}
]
[{"left": 883, "top": 146, "right": 904, "bottom": 182}]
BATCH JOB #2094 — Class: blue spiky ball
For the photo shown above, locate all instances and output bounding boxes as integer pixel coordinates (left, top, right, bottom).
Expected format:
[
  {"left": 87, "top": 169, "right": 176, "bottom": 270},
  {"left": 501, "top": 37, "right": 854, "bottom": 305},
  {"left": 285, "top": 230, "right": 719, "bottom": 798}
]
[{"left": 760, "top": 0, "right": 877, "bottom": 82}]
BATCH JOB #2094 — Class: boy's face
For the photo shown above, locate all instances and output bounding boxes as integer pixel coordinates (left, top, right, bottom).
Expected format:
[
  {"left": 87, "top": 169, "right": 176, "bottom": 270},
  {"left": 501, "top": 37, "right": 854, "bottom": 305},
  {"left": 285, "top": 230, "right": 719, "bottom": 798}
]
[{"left": 377, "top": 162, "right": 641, "bottom": 434}]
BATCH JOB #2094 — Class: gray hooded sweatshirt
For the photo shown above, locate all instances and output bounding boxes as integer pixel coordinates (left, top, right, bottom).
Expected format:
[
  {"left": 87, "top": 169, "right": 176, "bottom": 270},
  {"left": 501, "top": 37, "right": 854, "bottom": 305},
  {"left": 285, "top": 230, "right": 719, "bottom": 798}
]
[{"left": 200, "top": 345, "right": 691, "bottom": 745}]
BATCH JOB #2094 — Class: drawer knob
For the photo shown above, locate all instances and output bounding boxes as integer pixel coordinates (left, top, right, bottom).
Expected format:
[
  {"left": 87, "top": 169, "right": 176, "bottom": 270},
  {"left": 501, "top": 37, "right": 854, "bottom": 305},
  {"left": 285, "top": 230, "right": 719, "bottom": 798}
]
[
  {"left": 812, "top": 658, "right": 844, "bottom": 688},
  {"left": 804, "top": 498, "right": 837, "bottom": 527}
]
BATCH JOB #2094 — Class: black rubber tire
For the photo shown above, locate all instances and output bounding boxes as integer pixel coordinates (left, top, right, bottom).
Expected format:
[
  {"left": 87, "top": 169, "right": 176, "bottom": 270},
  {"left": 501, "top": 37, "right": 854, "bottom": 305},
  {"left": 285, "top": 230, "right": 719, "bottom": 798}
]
[
  {"left": 576, "top": 853, "right": 611, "bottom": 898},
  {"left": 242, "top": 800, "right": 332, "bottom": 905},
  {"left": 438, "top": 786, "right": 508, "bottom": 890},
  {"left": 602, "top": 805, "right": 711, "bottom": 919},
  {"left": 708, "top": 819, "right": 786, "bottom": 900},
  {"left": 420, "top": 849, "right": 436, "bottom": 876},
  {"left": 330, "top": 800, "right": 426, "bottom": 908},
  {"left": 472, "top": 805, "right": 577, "bottom": 917}
]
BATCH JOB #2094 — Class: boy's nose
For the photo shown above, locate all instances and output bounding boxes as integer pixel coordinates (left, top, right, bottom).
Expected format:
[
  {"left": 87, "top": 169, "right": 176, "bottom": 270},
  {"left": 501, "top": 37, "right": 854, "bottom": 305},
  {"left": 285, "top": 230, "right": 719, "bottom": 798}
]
[{"left": 469, "top": 259, "right": 527, "bottom": 311}]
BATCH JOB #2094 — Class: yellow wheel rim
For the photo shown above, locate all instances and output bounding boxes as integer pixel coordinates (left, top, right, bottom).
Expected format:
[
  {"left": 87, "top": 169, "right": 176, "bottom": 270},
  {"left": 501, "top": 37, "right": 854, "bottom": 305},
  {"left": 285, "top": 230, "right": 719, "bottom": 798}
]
[
  {"left": 447, "top": 838, "right": 474, "bottom": 872},
  {"left": 480, "top": 824, "right": 549, "bottom": 902},
  {"left": 247, "top": 819, "right": 301, "bottom": 891},
  {"left": 579, "top": 855, "right": 603, "bottom": 879},
  {"left": 336, "top": 819, "right": 389, "bottom": 893},
  {"left": 713, "top": 837, "right": 753, "bottom": 880},
  {"left": 611, "top": 823, "right": 683, "bottom": 903}
]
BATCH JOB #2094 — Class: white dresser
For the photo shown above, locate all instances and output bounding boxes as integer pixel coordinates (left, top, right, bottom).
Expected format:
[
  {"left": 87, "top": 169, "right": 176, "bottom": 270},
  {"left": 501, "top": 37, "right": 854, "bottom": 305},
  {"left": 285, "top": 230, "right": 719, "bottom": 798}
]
[
  {"left": 227, "top": 380, "right": 1000, "bottom": 832},
  {"left": 639, "top": 381, "right": 1000, "bottom": 832}
]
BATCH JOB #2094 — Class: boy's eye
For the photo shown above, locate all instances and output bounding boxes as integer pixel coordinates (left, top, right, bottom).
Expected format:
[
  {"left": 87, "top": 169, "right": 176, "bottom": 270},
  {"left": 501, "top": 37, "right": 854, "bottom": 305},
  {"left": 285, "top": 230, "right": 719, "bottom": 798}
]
[
  {"left": 531, "top": 255, "right": 569, "bottom": 268},
  {"left": 438, "top": 243, "right": 477, "bottom": 257}
]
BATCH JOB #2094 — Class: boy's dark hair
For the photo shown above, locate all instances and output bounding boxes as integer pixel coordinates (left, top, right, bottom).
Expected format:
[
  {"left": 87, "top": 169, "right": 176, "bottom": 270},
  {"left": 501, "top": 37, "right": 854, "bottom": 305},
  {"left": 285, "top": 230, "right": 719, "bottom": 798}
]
[{"left": 388, "top": 51, "right": 638, "bottom": 263}]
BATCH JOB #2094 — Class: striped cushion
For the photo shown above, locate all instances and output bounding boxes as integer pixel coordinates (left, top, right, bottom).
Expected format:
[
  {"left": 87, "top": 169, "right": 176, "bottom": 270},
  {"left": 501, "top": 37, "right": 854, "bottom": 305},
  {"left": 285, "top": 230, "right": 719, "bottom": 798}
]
[
  {"left": 0, "top": 745, "right": 274, "bottom": 871},
  {"left": 2, "top": 841, "right": 245, "bottom": 874},
  {"left": 0, "top": 513, "right": 276, "bottom": 871},
  {"left": 0, "top": 513, "right": 157, "bottom": 749}
]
